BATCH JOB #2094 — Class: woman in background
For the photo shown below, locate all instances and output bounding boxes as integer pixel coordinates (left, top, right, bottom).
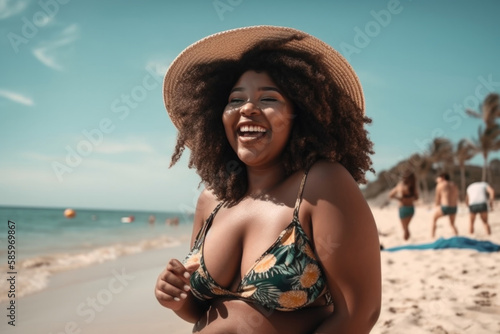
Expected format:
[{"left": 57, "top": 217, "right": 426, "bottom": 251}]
[{"left": 389, "top": 172, "right": 418, "bottom": 240}]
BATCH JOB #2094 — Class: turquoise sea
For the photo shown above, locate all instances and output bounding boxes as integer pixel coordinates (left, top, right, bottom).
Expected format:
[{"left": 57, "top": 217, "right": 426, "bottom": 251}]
[{"left": 0, "top": 206, "right": 193, "bottom": 300}]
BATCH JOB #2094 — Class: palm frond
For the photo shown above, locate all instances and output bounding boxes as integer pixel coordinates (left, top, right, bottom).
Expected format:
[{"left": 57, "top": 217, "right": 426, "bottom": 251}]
[
  {"left": 456, "top": 138, "right": 477, "bottom": 163},
  {"left": 466, "top": 109, "right": 482, "bottom": 119},
  {"left": 468, "top": 93, "right": 500, "bottom": 126}
]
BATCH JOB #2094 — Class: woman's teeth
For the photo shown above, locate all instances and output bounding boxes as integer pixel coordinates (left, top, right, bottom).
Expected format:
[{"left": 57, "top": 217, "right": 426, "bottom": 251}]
[{"left": 239, "top": 125, "right": 266, "bottom": 133}]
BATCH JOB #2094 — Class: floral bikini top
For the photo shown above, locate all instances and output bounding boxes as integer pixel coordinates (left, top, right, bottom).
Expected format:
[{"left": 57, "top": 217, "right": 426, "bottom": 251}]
[{"left": 183, "top": 171, "right": 333, "bottom": 311}]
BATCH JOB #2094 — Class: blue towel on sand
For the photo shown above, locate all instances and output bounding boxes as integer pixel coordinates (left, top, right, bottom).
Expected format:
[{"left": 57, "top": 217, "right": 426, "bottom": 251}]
[{"left": 384, "top": 237, "right": 500, "bottom": 253}]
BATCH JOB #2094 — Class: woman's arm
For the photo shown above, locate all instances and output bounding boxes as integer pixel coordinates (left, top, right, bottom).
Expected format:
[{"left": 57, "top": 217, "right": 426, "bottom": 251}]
[
  {"left": 154, "top": 188, "right": 217, "bottom": 323},
  {"left": 306, "top": 162, "right": 381, "bottom": 333},
  {"left": 388, "top": 184, "right": 399, "bottom": 200}
]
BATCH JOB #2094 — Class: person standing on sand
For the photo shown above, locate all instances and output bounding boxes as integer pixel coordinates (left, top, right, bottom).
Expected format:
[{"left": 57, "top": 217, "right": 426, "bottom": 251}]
[
  {"left": 432, "top": 172, "right": 459, "bottom": 238},
  {"left": 389, "top": 172, "right": 418, "bottom": 240},
  {"left": 466, "top": 181, "right": 495, "bottom": 235}
]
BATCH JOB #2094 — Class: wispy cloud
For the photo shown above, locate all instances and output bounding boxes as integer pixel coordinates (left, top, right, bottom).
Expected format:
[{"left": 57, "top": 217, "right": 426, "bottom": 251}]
[
  {"left": 32, "top": 23, "right": 80, "bottom": 71},
  {"left": 146, "top": 59, "right": 170, "bottom": 76},
  {"left": 0, "top": 89, "right": 34, "bottom": 106},
  {"left": 94, "top": 140, "right": 155, "bottom": 154},
  {"left": 19, "top": 152, "right": 56, "bottom": 161},
  {"left": 0, "top": 0, "right": 28, "bottom": 20},
  {"left": 357, "top": 70, "right": 386, "bottom": 87},
  {"left": 3, "top": 147, "right": 199, "bottom": 210}
]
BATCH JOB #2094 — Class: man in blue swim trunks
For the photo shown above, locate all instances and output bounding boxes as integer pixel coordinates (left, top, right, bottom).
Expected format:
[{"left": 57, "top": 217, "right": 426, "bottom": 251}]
[
  {"left": 466, "top": 181, "right": 495, "bottom": 235},
  {"left": 432, "top": 173, "right": 459, "bottom": 238}
]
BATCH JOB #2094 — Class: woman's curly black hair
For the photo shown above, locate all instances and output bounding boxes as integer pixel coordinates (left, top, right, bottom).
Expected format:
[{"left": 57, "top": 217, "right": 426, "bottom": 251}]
[{"left": 169, "top": 35, "right": 374, "bottom": 203}]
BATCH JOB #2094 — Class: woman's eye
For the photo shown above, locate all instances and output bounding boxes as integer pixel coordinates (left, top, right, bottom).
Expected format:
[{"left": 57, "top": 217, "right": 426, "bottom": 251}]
[
  {"left": 261, "top": 98, "right": 277, "bottom": 102},
  {"left": 229, "top": 98, "right": 244, "bottom": 104}
]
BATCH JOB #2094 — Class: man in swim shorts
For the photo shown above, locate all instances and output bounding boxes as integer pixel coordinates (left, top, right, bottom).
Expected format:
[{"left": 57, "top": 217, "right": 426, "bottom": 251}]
[
  {"left": 432, "top": 173, "right": 459, "bottom": 238},
  {"left": 466, "top": 181, "right": 495, "bottom": 235}
]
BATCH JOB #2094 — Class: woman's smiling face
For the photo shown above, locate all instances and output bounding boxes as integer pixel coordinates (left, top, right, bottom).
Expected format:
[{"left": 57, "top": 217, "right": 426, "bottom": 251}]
[{"left": 222, "top": 70, "right": 294, "bottom": 168}]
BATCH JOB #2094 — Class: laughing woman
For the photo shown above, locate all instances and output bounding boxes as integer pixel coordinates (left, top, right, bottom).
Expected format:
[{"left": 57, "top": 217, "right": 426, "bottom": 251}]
[{"left": 155, "top": 26, "right": 381, "bottom": 334}]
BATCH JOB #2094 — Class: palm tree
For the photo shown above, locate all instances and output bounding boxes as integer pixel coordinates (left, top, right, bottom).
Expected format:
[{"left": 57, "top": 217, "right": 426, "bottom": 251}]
[
  {"left": 474, "top": 124, "right": 500, "bottom": 181},
  {"left": 466, "top": 93, "right": 500, "bottom": 126},
  {"left": 408, "top": 153, "right": 432, "bottom": 203},
  {"left": 429, "top": 137, "right": 454, "bottom": 173},
  {"left": 489, "top": 159, "right": 500, "bottom": 186},
  {"left": 455, "top": 139, "right": 477, "bottom": 200}
]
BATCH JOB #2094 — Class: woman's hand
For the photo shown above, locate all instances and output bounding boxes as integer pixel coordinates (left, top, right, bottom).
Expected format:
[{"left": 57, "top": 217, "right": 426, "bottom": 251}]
[{"left": 155, "top": 259, "right": 200, "bottom": 310}]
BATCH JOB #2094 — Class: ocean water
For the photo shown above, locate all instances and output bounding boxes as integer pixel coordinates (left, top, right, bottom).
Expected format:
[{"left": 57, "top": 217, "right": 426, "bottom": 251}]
[{"left": 0, "top": 206, "right": 194, "bottom": 301}]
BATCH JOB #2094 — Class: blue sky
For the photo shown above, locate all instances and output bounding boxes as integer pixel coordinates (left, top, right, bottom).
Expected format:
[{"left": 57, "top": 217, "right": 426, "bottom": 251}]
[{"left": 1, "top": 0, "right": 500, "bottom": 212}]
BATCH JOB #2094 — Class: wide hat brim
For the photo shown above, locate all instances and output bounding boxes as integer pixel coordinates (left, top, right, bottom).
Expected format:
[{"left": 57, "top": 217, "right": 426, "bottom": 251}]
[{"left": 163, "top": 25, "right": 364, "bottom": 130}]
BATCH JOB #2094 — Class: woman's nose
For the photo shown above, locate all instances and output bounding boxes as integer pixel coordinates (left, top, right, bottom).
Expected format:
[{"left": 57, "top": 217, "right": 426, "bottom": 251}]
[{"left": 239, "top": 101, "right": 261, "bottom": 116}]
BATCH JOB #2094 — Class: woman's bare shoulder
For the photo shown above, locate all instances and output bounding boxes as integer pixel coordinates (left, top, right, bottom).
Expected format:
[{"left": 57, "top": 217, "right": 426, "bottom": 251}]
[
  {"left": 196, "top": 188, "right": 220, "bottom": 220},
  {"left": 189, "top": 188, "right": 220, "bottom": 247},
  {"left": 304, "top": 160, "right": 371, "bottom": 224},
  {"left": 306, "top": 161, "right": 358, "bottom": 195}
]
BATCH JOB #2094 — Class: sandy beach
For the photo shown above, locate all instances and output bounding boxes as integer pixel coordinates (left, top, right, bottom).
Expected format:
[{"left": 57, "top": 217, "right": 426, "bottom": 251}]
[
  {"left": 1, "top": 244, "right": 194, "bottom": 334},
  {"left": 2, "top": 203, "right": 499, "bottom": 334},
  {"left": 373, "top": 201, "right": 500, "bottom": 334}
]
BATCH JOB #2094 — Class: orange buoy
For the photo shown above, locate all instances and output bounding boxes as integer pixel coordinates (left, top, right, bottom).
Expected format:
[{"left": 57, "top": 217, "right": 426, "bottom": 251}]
[{"left": 64, "top": 208, "right": 76, "bottom": 219}]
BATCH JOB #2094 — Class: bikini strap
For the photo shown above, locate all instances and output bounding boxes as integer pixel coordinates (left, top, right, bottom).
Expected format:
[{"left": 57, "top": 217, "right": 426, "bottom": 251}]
[
  {"left": 293, "top": 170, "right": 309, "bottom": 220},
  {"left": 210, "top": 202, "right": 224, "bottom": 217},
  {"left": 194, "top": 202, "right": 224, "bottom": 247}
]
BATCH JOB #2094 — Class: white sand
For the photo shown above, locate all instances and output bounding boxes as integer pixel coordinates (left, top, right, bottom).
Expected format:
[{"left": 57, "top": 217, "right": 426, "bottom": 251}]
[
  {"left": 1, "top": 203, "right": 499, "bottom": 333},
  {"left": 0, "top": 245, "right": 194, "bottom": 334},
  {"left": 372, "top": 202, "right": 500, "bottom": 334}
]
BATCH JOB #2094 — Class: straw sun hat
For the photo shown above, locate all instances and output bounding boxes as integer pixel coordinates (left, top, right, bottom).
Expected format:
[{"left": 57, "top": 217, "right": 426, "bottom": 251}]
[{"left": 163, "top": 25, "right": 364, "bottom": 130}]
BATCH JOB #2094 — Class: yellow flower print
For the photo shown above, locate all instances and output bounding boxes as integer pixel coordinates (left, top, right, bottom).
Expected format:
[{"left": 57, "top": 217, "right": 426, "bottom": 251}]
[
  {"left": 278, "top": 290, "right": 307, "bottom": 309},
  {"left": 211, "top": 286, "right": 229, "bottom": 295},
  {"left": 197, "top": 266, "right": 207, "bottom": 278},
  {"left": 185, "top": 251, "right": 201, "bottom": 267},
  {"left": 280, "top": 228, "right": 295, "bottom": 246},
  {"left": 302, "top": 243, "right": 316, "bottom": 259},
  {"left": 240, "top": 285, "right": 256, "bottom": 298},
  {"left": 299, "top": 264, "right": 320, "bottom": 288},
  {"left": 254, "top": 254, "right": 277, "bottom": 273}
]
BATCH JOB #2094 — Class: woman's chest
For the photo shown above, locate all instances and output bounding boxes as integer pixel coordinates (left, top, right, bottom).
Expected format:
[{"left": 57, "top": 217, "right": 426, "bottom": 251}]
[{"left": 202, "top": 201, "right": 313, "bottom": 290}]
